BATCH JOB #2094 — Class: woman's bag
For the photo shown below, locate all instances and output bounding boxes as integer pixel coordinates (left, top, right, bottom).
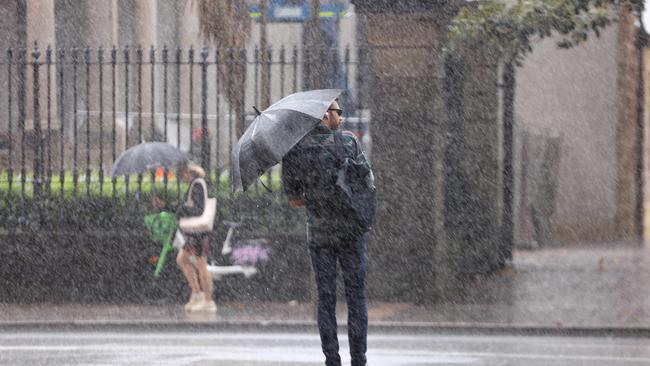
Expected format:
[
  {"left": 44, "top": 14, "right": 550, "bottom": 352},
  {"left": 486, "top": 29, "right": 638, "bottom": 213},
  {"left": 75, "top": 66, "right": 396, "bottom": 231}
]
[
  {"left": 179, "top": 178, "right": 217, "bottom": 233},
  {"left": 172, "top": 230, "right": 186, "bottom": 249}
]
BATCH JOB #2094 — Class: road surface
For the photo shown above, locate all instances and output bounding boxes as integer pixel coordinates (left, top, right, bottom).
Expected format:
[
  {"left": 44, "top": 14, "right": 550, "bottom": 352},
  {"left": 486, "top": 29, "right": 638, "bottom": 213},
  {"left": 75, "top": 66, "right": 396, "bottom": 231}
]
[{"left": 1, "top": 328, "right": 649, "bottom": 365}]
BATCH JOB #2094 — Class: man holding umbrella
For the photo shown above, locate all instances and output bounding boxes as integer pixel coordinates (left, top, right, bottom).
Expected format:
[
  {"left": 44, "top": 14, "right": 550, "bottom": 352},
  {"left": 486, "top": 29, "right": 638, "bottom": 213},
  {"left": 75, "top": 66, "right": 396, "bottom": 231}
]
[
  {"left": 233, "top": 90, "right": 373, "bottom": 366},
  {"left": 282, "top": 99, "right": 371, "bottom": 366}
]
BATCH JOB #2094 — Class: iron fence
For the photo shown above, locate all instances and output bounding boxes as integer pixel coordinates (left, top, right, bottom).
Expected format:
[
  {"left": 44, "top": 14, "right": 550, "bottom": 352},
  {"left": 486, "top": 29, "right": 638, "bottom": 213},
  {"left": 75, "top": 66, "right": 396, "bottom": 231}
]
[{"left": 0, "top": 45, "right": 370, "bottom": 209}]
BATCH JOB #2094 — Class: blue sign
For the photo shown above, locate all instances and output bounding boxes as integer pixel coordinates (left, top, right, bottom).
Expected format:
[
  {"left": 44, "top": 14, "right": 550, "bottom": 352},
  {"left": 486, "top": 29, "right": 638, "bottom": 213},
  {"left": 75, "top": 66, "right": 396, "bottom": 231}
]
[{"left": 250, "top": 1, "right": 347, "bottom": 22}]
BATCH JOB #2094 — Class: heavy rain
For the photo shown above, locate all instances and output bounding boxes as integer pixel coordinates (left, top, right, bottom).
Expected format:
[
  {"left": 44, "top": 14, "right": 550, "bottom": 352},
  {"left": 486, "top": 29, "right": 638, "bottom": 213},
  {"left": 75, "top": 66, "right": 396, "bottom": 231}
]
[{"left": 0, "top": 0, "right": 649, "bottom": 365}]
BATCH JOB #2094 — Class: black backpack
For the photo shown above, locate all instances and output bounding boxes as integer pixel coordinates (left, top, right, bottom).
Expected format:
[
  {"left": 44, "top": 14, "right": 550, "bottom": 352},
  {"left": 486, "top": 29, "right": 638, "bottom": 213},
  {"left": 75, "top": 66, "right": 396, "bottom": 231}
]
[{"left": 326, "top": 131, "right": 377, "bottom": 234}]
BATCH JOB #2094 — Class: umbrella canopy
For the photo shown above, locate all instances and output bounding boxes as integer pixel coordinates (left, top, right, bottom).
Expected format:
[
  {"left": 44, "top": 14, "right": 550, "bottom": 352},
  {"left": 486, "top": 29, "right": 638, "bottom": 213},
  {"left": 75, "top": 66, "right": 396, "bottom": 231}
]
[
  {"left": 233, "top": 88, "right": 343, "bottom": 191},
  {"left": 109, "top": 142, "right": 190, "bottom": 178}
]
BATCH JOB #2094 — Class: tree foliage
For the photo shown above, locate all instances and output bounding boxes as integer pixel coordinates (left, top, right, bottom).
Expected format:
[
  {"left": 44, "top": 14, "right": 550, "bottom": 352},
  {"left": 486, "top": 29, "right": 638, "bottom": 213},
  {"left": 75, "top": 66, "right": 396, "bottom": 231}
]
[
  {"left": 447, "top": 0, "right": 643, "bottom": 63},
  {"left": 195, "top": 0, "right": 252, "bottom": 137},
  {"left": 196, "top": 0, "right": 251, "bottom": 48}
]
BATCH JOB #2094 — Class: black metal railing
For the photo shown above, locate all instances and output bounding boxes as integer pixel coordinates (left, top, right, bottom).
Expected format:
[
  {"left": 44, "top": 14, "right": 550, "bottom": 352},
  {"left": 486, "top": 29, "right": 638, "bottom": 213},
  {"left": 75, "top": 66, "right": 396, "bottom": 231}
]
[{"left": 0, "top": 45, "right": 370, "bottom": 212}]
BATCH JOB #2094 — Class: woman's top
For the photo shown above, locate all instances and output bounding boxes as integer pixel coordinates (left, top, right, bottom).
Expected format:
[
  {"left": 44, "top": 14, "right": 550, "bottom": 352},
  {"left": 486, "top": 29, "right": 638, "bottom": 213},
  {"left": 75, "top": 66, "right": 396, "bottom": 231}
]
[
  {"left": 161, "top": 178, "right": 206, "bottom": 219},
  {"left": 165, "top": 178, "right": 210, "bottom": 240},
  {"left": 176, "top": 179, "right": 206, "bottom": 218}
]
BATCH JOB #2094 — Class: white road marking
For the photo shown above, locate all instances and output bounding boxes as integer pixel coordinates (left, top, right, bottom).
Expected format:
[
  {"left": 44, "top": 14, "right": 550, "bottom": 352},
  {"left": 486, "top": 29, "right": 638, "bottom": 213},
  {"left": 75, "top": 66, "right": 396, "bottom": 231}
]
[{"left": 0, "top": 344, "right": 649, "bottom": 363}]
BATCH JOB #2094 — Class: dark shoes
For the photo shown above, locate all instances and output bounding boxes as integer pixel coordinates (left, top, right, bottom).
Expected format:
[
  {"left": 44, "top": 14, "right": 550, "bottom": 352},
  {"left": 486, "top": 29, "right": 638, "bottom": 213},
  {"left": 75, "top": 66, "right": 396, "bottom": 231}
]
[{"left": 325, "top": 356, "right": 366, "bottom": 366}]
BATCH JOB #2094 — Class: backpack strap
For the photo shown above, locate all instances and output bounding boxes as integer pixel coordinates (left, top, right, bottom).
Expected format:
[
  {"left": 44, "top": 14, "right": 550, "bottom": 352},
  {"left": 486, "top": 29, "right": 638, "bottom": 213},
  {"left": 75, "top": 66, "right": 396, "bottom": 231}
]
[{"left": 324, "top": 130, "right": 347, "bottom": 167}]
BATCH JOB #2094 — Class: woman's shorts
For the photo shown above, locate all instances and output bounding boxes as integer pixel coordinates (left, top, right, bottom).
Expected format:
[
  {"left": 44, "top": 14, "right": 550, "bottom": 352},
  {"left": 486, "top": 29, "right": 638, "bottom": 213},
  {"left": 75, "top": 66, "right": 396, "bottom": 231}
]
[{"left": 183, "top": 233, "right": 210, "bottom": 257}]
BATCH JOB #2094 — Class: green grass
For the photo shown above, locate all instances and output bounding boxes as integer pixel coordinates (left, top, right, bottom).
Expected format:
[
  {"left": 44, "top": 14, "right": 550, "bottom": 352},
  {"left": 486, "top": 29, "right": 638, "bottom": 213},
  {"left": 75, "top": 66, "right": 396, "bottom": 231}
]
[
  {"left": 0, "top": 169, "right": 284, "bottom": 199},
  {"left": 0, "top": 169, "right": 301, "bottom": 236}
]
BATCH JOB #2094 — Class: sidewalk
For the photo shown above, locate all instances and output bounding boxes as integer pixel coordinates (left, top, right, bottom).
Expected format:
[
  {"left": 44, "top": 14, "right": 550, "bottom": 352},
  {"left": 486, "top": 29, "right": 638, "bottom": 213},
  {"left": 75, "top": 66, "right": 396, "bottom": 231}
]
[{"left": 2, "top": 244, "right": 650, "bottom": 335}]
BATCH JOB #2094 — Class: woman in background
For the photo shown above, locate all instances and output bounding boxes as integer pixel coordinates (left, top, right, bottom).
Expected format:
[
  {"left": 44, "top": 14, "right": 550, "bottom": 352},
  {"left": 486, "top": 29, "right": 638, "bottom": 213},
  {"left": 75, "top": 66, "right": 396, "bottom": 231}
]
[{"left": 154, "top": 162, "right": 216, "bottom": 312}]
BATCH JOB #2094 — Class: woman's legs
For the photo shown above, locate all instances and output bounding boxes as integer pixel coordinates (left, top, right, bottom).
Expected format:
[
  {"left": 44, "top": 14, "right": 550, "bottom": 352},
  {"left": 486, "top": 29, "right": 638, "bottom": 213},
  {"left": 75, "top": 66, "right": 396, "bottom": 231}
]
[
  {"left": 194, "top": 255, "right": 213, "bottom": 302},
  {"left": 177, "top": 235, "right": 215, "bottom": 311},
  {"left": 176, "top": 248, "right": 200, "bottom": 294}
]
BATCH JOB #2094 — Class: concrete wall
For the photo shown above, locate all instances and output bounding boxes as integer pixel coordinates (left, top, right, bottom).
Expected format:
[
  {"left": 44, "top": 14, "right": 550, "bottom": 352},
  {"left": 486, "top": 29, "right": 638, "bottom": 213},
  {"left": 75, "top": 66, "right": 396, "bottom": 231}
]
[
  {"left": 513, "top": 22, "right": 636, "bottom": 244},
  {"left": 359, "top": 10, "right": 444, "bottom": 301}
]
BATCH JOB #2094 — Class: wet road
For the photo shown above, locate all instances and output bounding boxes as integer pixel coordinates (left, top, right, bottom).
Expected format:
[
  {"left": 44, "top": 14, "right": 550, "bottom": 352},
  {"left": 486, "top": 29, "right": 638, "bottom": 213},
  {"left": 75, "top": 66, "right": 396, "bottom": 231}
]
[{"left": 0, "top": 329, "right": 649, "bottom": 365}]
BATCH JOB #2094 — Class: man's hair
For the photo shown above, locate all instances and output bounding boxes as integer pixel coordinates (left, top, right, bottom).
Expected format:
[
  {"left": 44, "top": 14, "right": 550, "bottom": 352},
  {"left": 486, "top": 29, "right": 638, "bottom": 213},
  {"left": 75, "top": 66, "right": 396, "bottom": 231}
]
[{"left": 324, "top": 98, "right": 340, "bottom": 119}]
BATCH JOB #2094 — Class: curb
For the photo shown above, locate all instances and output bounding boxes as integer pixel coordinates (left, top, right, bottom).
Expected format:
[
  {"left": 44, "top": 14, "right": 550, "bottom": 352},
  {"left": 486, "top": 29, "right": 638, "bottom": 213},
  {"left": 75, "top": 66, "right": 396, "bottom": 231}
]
[{"left": 2, "top": 320, "right": 650, "bottom": 338}]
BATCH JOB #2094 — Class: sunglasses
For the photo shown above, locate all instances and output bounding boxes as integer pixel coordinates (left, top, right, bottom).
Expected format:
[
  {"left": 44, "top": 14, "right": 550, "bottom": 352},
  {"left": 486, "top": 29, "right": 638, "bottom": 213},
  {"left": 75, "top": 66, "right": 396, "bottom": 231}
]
[{"left": 327, "top": 108, "right": 343, "bottom": 116}]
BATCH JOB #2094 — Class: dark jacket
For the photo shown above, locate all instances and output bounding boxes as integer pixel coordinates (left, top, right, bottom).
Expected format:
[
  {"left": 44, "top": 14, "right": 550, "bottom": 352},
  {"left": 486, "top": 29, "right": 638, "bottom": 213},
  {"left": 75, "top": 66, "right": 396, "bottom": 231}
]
[{"left": 282, "top": 124, "right": 371, "bottom": 236}]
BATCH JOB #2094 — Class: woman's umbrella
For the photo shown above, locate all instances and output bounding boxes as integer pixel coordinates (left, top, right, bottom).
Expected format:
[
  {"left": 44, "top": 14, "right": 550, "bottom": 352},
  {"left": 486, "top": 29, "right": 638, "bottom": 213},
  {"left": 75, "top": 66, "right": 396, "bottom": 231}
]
[
  {"left": 109, "top": 142, "right": 190, "bottom": 178},
  {"left": 232, "top": 88, "right": 343, "bottom": 191}
]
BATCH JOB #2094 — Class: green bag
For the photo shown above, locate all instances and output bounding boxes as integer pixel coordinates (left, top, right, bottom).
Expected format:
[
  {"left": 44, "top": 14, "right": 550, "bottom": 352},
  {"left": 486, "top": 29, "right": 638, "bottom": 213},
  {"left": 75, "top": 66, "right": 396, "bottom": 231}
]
[{"left": 144, "top": 211, "right": 178, "bottom": 277}]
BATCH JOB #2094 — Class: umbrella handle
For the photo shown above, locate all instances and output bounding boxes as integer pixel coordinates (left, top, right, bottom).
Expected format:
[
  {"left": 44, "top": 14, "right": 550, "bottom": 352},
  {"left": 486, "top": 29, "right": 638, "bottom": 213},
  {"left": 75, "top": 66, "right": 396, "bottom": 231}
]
[{"left": 253, "top": 106, "right": 261, "bottom": 116}]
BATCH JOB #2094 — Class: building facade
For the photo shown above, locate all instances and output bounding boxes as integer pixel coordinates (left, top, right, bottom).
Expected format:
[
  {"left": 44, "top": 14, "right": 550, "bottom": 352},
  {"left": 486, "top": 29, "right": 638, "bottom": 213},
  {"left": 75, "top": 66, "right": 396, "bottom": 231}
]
[{"left": 514, "top": 8, "right": 643, "bottom": 245}]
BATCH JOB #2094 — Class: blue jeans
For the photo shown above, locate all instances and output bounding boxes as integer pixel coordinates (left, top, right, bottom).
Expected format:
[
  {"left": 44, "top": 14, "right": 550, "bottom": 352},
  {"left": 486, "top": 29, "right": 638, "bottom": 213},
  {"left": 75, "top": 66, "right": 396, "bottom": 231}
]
[{"left": 309, "top": 233, "right": 367, "bottom": 366}]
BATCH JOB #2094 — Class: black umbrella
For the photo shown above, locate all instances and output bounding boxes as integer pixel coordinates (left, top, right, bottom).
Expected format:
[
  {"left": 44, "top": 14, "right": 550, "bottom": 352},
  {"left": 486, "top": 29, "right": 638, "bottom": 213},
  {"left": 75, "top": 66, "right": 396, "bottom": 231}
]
[
  {"left": 109, "top": 142, "right": 190, "bottom": 178},
  {"left": 233, "top": 88, "right": 343, "bottom": 191}
]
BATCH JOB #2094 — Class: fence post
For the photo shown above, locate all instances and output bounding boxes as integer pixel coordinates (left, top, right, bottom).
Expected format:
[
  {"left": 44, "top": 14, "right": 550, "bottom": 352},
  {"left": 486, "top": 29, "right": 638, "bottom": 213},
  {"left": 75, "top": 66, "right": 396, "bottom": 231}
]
[
  {"left": 98, "top": 47, "right": 105, "bottom": 194},
  {"left": 84, "top": 47, "right": 91, "bottom": 197},
  {"left": 200, "top": 46, "right": 211, "bottom": 182},
  {"left": 253, "top": 46, "right": 259, "bottom": 194},
  {"left": 136, "top": 46, "right": 143, "bottom": 198},
  {"left": 6, "top": 48, "right": 14, "bottom": 202},
  {"left": 162, "top": 45, "right": 169, "bottom": 192},
  {"left": 58, "top": 48, "right": 65, "bottom": 198},
  {"left": 303, "top": 48, "right": 310, "bottom": 90},
  {"left": 123, "top": 45, "right": 130, "bottom": 196},
  {"left": 46, "top": 46, "right": 53, "bottom": 195},
  {"left": 19, "top": 48, "right": 26, "bottom": 199},
  {"left": 72, "top": 47, "right": 79, "bottom": 196},
  {"left": 149, "top": 46, "right": 156, "bottom": 188},
  {"left": 214, "top": 47, "right": 221, "bottom": 189},
  {"left": 292, "top": 46, "right": 298, "bottom": 92},
  {"left": 343, "top": 46, "right": 351, "bottom": 128},
  {"left": 356, "top": 47, "right": 365, "bottom": 116},
  {"left": 226, "top": 48, "right": 234, "bottom": 186},
  {"left": 188, "top": 47, "right": 195, "bottom": 158},
  {"left": 279, "top": 46, "right": 286, "bottom": 97},
  {"left": 264, "top": 47, "right": 272, "bottom": 187},
  {"left": 111, "top": 46, "right": 117, "bottom": 198},
  {"left": 174, "top": 46, "right": 180, "bottom": 199},
  {"left": 238, "top": 48, "right": 247, "bottom": 190},
  {"left": 32, "top": 43, "right": 43, "bottom": 203},
  {"left": 239, "top": 48, "right": 247, "bottom": 139}
]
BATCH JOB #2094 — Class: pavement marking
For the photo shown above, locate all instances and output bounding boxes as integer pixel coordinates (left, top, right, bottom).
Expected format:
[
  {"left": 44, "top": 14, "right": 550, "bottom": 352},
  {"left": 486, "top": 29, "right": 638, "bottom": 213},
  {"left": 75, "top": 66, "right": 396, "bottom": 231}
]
[
  {"left": 1, "top": 344, "right": 650, "bottom": 363},
  {"left": 2, "top": 332, "right": 649, "bottom": 365},
  {"left": 1, "top": 331, "right": 646, "bottom": 349}
]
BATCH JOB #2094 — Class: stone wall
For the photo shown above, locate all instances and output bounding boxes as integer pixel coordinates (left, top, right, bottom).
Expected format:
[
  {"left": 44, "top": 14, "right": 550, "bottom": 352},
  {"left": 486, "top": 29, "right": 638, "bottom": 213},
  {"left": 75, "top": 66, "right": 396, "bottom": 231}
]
[
  {"left": 614, "top": 8, "right": 642, "bottom": 239},
  {"left": 513, "top": 11, "right": 642, "bottom": 244}
]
